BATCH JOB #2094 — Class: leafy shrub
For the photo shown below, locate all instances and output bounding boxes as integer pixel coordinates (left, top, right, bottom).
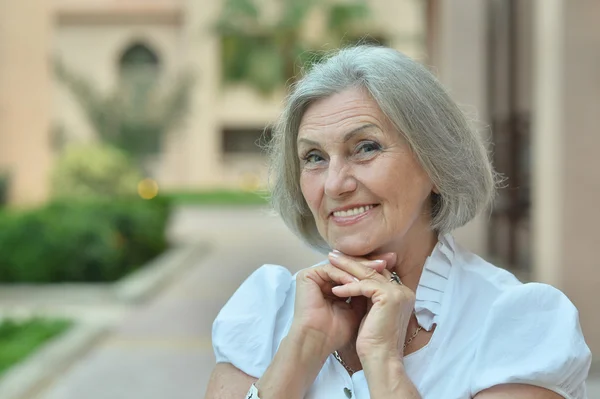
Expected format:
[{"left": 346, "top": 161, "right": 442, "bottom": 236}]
[
  {"left": 51, "top": 143, "right": 142, "bottom": 200},
  {"left": 0, "top": 197, "right": 170, "bottom": 283}
]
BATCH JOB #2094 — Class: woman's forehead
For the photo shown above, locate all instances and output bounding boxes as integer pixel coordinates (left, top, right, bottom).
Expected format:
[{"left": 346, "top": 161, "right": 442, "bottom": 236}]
[{"left": 298, "top": 89, "right": 389, "bottom": 140}]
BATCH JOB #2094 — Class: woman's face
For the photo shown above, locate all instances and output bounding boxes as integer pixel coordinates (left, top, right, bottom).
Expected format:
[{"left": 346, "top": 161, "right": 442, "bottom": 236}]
[{"left": 297, "top": 87, "right": 435, "bottom": 256}]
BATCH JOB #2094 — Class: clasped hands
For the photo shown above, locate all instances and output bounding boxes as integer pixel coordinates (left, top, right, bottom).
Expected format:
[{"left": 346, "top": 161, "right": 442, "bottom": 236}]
[{"left": 292, "top": 250, "right": 417, "bottom": 365}]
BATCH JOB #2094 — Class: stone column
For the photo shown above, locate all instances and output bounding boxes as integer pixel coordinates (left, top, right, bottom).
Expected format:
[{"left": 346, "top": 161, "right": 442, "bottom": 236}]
[
  {"left": 427, "top": 0, "right": 490, "bottom": 255},
  {"left": 532, "top": 0, "right": 600, "bottom": 360},
  {"left": 0, "top": 0, "right": 52, "bottom": 204}
]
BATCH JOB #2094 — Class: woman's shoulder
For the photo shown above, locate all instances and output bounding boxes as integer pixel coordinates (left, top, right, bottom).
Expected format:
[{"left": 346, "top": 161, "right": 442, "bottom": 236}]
[
  {"left": 467, "top": 279, "right": 592, "bottom": 397},
  {"left": 213, "top": 264, "right": 297, "bottom": 326},
  {"left": 449, "top": 242, "right": 583, "bottom": 314},
  {"left": 453, "top": 243, "right": 522, "bottom": 289},
  {"left": 446, "top": 242, "right": 535, "bottom": 314},
  {"left": 445, "top": 243, "right": 591, "bottom": 398},
  {"left": 447, "top": 241, "right": 588, "bottom": 329},
  {"left": 211, "top": 264, "right": 299, "bottom": 377}
]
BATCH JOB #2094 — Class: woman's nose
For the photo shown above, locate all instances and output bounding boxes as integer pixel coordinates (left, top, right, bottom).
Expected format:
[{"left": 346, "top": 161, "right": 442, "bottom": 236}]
[{"left": 324, "top": 160, "right": 357, "bottom": 198}]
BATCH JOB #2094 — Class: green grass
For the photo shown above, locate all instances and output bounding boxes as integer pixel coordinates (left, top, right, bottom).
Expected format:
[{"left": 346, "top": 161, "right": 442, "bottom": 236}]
[
  {"left": 0, "top": 318, "right": 72, "bottom": 376},
  {"left": 162, "top": 190, "right": 270, "bottom": 205}
]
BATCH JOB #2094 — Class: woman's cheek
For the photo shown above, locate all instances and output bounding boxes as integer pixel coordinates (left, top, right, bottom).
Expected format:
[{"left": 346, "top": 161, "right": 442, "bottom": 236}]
[{"left": 300, "top": 174, "right": 323, "bottom": 212}]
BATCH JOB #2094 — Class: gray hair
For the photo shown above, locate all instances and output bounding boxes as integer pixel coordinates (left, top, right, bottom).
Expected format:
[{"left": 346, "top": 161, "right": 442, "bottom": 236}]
[{"left": 267, "top": 45, "right": 496, "bottom": 252}]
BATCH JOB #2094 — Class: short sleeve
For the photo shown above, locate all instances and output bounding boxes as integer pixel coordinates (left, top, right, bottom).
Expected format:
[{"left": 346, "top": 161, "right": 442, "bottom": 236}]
[
  {"left": 470, "top": 283, "right": 592, "bottom": 399},
  {"left": 212, "top": 265, "right": 295, "bottom": 378}
]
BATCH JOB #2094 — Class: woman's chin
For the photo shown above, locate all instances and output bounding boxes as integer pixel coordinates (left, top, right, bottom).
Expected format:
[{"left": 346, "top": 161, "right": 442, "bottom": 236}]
[{"left": 329, "top": 237, "right": 381, "bottom": 257}]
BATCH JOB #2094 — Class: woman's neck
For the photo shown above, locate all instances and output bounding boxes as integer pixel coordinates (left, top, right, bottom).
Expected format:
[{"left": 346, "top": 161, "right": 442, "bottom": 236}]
[{"left": 375, "top": 221, "right": 438, "bottom": 293}]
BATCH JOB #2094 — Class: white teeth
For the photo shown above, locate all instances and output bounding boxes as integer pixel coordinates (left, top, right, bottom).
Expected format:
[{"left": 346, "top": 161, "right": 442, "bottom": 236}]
[{"left": 333, "top": 205, "right": 374, "bottom": 218}]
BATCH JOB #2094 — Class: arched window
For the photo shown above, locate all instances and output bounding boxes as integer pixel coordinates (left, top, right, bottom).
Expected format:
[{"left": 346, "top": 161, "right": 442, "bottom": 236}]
[
  {"left": 118, "top": 43, "right": 160, "bottom": 106},
  {"left": 120, "top": 43, "right": 159, "bottom": 67}
]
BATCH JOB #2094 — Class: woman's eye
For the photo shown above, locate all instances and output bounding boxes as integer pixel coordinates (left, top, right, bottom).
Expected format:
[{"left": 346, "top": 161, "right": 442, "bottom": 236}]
[
  {"left": 302, "top": 152, "right": 325, "bottom": 164},
  {"left": 356, "top": 141, "right": 381, "bottom": 154}
]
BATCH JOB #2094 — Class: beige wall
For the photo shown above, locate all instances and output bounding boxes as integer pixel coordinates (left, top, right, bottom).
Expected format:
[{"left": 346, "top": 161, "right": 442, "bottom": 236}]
[
  {"left": 558, "top": 0, "right": 600, "bottom": 361},
  {"left": 532, "top": 0, "right": 600, "bottom": 359},
  {"left": 0, "top": 0, "right": 52, "bottom": 205}
]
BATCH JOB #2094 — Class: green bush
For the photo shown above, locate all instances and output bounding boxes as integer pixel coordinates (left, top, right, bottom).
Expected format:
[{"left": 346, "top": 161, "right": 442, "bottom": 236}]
[
  {"left": 51, "top": 143, "right": 142, "bottom": 200},
  {"left": 0, "top": 197, "right": 170, "bottom": 283}
]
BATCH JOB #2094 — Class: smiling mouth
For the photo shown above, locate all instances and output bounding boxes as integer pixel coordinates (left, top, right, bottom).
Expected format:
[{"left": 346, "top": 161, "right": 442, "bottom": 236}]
[{"left": 331, "top": 204, "right": 378, "bottom": 218}]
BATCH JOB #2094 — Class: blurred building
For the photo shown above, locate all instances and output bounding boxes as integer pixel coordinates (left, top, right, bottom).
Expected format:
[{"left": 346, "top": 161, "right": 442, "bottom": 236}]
[
  {"left": 0, "top": 0, "right": 598, "bottom": 363},
  {"left": 46, "top": 0, "right": 424, "bottom": 195}
]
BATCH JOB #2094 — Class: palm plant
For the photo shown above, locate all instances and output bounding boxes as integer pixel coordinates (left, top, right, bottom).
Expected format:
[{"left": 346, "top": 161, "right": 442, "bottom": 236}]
[
  {"left": 216, "top": 0, "right": 373, "bottom": 95},
  {"left": 55, "top": 60, "right": 193, "bottom": 163}
]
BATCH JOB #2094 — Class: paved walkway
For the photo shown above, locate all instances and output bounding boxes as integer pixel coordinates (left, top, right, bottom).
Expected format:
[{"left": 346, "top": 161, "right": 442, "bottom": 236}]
[
  {"left": 31, "top": 206, "right": 599, "bottom": 398},
  {"left": 32, "top": 207, "right": 322, "bottom": 399}
]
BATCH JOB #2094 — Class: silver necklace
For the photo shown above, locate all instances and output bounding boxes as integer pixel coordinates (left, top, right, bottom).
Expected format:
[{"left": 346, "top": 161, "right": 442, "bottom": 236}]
[{"left": 333, "top": 326, "right": 423, "bottom": 375}]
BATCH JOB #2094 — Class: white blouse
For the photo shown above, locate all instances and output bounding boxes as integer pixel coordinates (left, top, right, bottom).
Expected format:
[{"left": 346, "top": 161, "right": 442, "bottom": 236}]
[{"left": 212, "top": 235, "right": 592, "bottom": 399}]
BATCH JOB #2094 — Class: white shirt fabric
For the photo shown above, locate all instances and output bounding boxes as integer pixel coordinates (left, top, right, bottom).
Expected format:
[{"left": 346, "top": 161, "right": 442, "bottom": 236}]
[{"left": 212, "top": 235, "right": 592, "bottom": 398}]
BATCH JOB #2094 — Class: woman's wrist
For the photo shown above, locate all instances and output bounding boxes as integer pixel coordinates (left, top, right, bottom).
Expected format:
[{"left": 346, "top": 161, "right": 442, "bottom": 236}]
[
  {"left": 255, "top": 327, "right": 329, "bottom": 399},
  {"left": 361, "top": 351, "right": 421, "bottom": 399},
  {"left": 287, "top": 324, "right": 332, "bottom": 358},
  {"left": 358, "top": 344, "right": 402, "bottom": 367}
]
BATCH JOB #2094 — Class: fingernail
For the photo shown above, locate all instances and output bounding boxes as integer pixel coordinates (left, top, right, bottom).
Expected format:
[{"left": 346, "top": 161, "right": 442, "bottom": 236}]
[
  {"left": 353, "top": 277, "right": 359, "bottom": 282},
  {"left": 329, "top": 252, "right": 340, "bottom": 258},
  {"left": 332, "top": 249, "right": 341, "bottom": 254},
  {"left": 372, "top": 259, "right": 385, "bottom": 264}
]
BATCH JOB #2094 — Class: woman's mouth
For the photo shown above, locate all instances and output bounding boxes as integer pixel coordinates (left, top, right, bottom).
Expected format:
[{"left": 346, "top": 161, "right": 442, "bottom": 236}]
[{"left": 330, "top": 204, "right": 379, "bottom": 225}]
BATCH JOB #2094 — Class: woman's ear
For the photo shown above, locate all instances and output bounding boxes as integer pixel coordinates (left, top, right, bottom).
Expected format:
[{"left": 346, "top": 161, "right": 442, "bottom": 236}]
[{"left": 432, "top": 186, "right": 440, "bottom": 194}]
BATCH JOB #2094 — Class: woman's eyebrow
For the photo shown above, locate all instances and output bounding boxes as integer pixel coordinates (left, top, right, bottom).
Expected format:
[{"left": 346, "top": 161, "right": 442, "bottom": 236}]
[
  {"left": 342, "top": 123, "right": 379, "bottom": 142},
  {"left": 297, "top": 137, "right": 320, "bottom": 148},
  {"left": 297, "top": 123, "right": 379, "bottom": 148}
]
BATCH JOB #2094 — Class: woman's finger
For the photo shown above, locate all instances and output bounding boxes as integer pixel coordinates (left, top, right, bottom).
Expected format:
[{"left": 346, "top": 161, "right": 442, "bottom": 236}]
[
  {"left": 304, "top": 263, "right": 358, "bottom": 297},
  {"left": 331, "top": 251, "right": 392, "bottom": 273},
  {"left": 366, "top": 252, "right": 398, "bottom": 271},
  {"left": 379, "top": 268, "right": 397, "bottom": 283},
  {"left": 333, "top": 250, "right": 398, "bottom": 273},
  {"left": 321, "top": 263, "right": 360, "bottom": 285},
  {"left": 331, "top": 279, "right": 409, "bottom": 304},
  {"left": 331, "top": 280, "right": 380, "bottom": 299},
  {"left": 328, "top": 252, "right": 388, "bottom": 282}
]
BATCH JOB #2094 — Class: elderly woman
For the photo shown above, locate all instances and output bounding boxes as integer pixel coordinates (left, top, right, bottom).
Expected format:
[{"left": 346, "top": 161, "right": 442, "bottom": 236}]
[{"left": 205, "top": 46, "right": 591, "bottom": 399}]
